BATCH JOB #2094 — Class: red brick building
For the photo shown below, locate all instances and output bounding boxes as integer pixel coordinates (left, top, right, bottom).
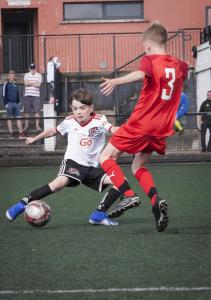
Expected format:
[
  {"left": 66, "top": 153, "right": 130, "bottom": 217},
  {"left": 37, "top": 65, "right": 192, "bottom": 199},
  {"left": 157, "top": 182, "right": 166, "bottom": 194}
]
[{"left": 0, "top": 0, "right": 210, "bottom": 73}]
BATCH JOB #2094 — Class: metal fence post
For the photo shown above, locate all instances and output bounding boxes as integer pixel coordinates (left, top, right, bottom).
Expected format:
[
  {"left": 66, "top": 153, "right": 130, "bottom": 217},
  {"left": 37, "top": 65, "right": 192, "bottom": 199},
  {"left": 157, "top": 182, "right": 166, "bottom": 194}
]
[
  {"left": 9, "top": 38, "right": 12, "bottom": 71},
  {"left": 112, "top": 34, "right": 120, "bottom": 124},
  {"left": 43, "top": 35, "right": 48, "bottom": 101},
  {"left": 64, "top": 77, "right": 68, "bottom": 113},
  {"left": 181, "top": 30, "right": 186, "bottom": 61},
  {"left": 78, "top": 35, "right": 82, "bottom": 87}
]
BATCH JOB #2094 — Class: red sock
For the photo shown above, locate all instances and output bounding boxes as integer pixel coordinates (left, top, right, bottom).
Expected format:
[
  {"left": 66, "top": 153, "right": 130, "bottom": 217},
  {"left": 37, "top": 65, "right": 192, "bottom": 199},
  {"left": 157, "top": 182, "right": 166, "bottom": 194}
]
[
  {"left": 101, "top": 159, "right": 135, "bottom": 197},
  {"left": 135, "top": 167, "right": 157, "bottom": 205}
]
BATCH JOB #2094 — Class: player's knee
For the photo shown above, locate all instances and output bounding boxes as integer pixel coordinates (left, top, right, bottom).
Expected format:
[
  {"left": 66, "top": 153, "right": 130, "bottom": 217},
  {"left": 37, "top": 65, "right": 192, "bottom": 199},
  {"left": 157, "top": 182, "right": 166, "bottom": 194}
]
[
  {"left": 49, "top": 177, "right": 67, "bottom": 192},
  {"left": 131, "top": 165, "right": 137, "bottom": 176},
  {"left": 99, "top": 151, "right": 113, "bottom": 163}
]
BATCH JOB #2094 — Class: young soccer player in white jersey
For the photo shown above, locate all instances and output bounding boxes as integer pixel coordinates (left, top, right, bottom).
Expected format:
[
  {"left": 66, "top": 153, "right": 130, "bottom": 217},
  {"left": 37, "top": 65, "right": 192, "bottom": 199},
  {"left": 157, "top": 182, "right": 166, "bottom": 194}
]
[{"left": 6, "top": 89, "right": 127, "bottom": 226}]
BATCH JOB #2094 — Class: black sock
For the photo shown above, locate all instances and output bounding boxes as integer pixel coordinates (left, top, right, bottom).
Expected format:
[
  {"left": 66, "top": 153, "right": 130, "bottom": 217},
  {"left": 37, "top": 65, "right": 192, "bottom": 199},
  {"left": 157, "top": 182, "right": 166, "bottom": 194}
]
[
  {"left": 22, "top": 184, "right": 53, "bottom": 204},
  {"left": 97, "top": 188, "right": 121, "bottom": 212},
  {"left": 148, "top": 187, "right": 158, "bottom": 199},
  {"left": 118, "top": 180, "right": 132, "bottom": 194}
]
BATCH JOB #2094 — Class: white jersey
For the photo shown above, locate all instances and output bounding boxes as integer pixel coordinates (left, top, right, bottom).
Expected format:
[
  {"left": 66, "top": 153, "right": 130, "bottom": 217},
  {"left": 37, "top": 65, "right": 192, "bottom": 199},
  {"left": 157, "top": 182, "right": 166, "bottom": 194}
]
[
  {"left": 47, "top": 57, "right": 61, "bottom": 83},
  {"left": 57, "top": 113, "right": 113, "bottom": 167}
]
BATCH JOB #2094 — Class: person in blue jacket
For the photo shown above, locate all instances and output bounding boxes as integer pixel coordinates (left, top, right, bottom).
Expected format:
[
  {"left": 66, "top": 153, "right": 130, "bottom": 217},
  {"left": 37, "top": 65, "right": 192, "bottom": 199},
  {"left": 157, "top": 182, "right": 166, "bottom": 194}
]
[
  {"left": 174, "top": 92, "right": 190, "bottom": 134},
  {"left": 2, "top": 70, "right": 25, "bottom": 139}
]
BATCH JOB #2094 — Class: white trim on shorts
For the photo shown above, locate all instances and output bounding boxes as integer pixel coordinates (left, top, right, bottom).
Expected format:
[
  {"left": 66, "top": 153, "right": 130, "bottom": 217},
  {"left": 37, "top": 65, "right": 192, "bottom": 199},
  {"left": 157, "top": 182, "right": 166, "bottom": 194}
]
[
  {"left": 99, "top": 173, "right": 107, "bottom": 192},
  {"left": 58, "top": 159, "right": 81, "bottom": 183}
]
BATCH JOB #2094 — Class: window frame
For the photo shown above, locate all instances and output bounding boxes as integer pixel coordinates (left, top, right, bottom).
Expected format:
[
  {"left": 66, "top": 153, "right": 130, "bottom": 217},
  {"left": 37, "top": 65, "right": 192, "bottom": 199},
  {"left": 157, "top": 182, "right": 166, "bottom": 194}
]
[{"left": 63, "top": 1, "right": 144, "bottom": 21}]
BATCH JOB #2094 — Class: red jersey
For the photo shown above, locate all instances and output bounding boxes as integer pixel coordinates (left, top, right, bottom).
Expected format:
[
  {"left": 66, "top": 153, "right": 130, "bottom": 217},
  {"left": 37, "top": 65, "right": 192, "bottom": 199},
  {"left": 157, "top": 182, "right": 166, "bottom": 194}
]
[
  {"left": 127, "top": 54, "right": 188, "bottom": 136},
  {"left": 110, "top": 54, "right": 188, "bottom": 154}
]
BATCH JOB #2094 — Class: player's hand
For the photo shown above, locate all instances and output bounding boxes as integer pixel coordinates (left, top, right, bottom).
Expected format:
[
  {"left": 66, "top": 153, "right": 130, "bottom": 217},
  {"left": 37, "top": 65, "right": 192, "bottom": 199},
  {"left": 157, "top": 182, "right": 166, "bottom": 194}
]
[
  {"left": 100, "top": 77, "right": 117, "bottom": 95},
  {"left": 26, "top": 137, "right": 35, "bottom": 145}
]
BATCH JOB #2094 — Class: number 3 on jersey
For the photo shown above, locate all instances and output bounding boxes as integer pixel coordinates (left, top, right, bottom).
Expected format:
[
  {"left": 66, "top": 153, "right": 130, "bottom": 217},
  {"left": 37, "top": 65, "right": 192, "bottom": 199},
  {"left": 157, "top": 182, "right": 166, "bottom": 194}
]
[{"left": 161, "top": 68, "right": 176, "bottom": 100}]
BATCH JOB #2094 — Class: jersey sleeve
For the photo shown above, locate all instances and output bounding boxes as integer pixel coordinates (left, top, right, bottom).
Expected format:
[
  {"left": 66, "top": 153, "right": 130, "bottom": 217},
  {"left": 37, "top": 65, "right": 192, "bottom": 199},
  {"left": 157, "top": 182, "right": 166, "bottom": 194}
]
[
  {"left": 138, "top": 55, "right": 153, "bottom": 77},
  {"left": 57, "top": 120, "right": 68, "bottom": 136},
  {"left": 101, "top": 115, "right": 113, "bottom": 133}
]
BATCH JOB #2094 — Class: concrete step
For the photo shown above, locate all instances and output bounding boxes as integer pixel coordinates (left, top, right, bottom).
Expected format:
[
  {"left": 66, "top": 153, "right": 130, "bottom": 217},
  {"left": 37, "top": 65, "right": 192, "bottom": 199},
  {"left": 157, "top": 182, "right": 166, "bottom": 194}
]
[
  {"left": 0, "top": 151, "right": 210, "bottom": 167},
  {"left": 0, "top": 136, "right": 43, "bottom": 145},
  {"left": 0, "top": 144, "right": 44, "bottom": 154}
]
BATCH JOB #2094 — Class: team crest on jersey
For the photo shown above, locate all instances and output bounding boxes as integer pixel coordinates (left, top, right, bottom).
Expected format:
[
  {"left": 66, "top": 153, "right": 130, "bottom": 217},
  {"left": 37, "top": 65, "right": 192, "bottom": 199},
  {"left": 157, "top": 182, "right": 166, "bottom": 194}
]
[
  {"left": 88, "top": 127, "right": 100, "bottom": 137},
  {"left": 67, "top": 168, "right": 80, "bottom": 176}
]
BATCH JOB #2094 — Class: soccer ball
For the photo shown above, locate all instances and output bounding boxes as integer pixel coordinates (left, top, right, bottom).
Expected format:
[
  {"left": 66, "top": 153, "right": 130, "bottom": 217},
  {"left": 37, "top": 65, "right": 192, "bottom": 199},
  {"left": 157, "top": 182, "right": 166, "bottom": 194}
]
[{"left": 24, "top": 200, "right": 51, "bottom": 227}]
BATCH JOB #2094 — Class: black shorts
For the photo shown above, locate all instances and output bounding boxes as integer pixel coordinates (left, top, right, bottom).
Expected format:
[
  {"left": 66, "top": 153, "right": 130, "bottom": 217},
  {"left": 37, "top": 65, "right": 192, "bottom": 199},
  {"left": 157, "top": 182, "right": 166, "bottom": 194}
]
[{"left": 58, "top": 159, "right": 108, "bottom": 192}]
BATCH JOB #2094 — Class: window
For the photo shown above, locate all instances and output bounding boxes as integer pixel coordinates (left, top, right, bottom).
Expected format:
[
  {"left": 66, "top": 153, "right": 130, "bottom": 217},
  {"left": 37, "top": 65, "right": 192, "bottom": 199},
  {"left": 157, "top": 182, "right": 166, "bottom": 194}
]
[
  {"left": 63, "top": 1, "right": 144, "bottom": 21},
  {"left": 206, "top": 6, "right": 211, "bottom": 26}
]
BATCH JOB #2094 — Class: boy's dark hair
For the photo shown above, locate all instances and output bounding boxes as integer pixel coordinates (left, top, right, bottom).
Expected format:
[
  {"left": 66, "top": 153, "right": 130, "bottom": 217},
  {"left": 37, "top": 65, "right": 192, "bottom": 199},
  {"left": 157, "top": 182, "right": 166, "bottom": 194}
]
[
  {"left": 142, "top": 22, "right": 168, "bottom": 45},
  {"left": 70, "top": 88, "right": 93, "bottom": 106}
]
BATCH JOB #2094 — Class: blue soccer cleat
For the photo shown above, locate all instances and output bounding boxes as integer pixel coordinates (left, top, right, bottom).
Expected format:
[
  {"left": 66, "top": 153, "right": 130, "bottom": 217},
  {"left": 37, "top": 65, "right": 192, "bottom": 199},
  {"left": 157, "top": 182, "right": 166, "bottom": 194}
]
[
  {"left": 89, "top": 210, "right": 118, "bottom": 226},
  {"left": 6, "top": 201, "right": 26, "bottom": 221}
]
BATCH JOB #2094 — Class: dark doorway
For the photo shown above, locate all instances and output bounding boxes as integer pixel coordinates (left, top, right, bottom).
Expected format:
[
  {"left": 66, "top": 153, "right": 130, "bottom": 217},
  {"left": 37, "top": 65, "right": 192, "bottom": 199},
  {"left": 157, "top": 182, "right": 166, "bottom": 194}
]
[{"left": 2, "top": 9, "right": 36, "bottom": 73}]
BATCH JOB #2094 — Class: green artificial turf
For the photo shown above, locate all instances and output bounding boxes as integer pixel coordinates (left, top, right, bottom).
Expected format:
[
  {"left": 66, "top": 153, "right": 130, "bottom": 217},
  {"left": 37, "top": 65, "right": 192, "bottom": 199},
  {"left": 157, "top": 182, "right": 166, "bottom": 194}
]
[{"left": 0, "top": 164, "right": 211, "bottom": 300}]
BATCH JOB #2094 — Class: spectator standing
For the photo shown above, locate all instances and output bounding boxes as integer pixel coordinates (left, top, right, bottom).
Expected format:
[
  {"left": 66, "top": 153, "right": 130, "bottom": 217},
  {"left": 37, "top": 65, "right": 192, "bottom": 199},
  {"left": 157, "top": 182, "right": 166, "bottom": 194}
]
[
  {"left": 47, "top": 56, "right": 61, "bottom": 103},
  {"left": 2, "top": 70, "right": 25, "bottom": 139},
  {"left": 198, "top": 91, "right": 211, "bottom": 152},
  {"left": 23, "top": 63, "right": 42, "bottom": 131}
]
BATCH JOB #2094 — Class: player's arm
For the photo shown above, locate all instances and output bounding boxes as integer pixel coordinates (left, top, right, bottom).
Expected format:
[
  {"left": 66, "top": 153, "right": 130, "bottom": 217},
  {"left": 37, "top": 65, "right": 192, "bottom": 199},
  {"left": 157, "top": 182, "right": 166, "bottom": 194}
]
[
  {"left": 26, "top": 128, "right": 57, "bottom": 145},
  {"left": 32, "top": 82, "right": 41, "bottom": 88},
  {"left": 110, "top": 126, "right": 119, "bottom": 134},
  {"left": 102, "top": 115, "right": 119, "bottom": 134},
  {"left": 197, "top": 102, "right": 204, "bottom": 129},
  {"left": 100, "top": 70, "right": 145, "bottom": 96},
  {"left": 33, "top": 78, "right": 42, "bottom": 88},
  {"left": 24, "top": 80, "right": 33, "bottom": 86}
]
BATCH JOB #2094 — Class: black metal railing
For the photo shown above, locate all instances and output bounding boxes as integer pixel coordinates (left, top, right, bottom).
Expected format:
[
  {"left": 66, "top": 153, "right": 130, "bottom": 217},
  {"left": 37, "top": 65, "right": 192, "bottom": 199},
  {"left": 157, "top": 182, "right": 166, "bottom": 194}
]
[
  {"left": 0, "top": 113, "right": 208, "bottom": 153},
  {"left": 0, "top": 29, "right": 201, "bottom": 74}
]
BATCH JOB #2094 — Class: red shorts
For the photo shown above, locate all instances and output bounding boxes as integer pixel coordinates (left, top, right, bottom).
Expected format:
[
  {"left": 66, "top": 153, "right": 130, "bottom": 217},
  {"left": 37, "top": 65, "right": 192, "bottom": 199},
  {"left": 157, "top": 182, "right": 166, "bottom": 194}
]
[{"left": 109, "top": 125, "right": 166, "bottom": 155}]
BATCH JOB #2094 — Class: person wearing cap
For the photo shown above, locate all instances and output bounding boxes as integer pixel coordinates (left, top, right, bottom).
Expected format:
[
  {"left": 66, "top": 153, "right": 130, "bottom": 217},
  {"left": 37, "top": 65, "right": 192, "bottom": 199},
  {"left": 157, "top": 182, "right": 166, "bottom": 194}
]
[{"left": 23, "top": 63, "right": 42, "bottom": 131}]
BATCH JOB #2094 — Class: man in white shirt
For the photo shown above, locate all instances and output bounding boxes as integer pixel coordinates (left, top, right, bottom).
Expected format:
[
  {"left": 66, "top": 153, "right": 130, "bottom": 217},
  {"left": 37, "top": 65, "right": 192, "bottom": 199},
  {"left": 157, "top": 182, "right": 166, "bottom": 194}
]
[
  {"left": 23, "top": 63, "right": 42, "bottom": 131},
  {"left": 6, "top": 89, "right": 140, "bottom": 226},
  {"left": 47, "top": 56, "right": 61, "bottom": 103}
]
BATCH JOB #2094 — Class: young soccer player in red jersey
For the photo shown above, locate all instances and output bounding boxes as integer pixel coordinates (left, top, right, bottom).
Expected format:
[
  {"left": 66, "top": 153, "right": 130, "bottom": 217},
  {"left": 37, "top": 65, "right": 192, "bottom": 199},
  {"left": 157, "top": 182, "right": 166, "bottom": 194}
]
[{"left": 99, "top": 22, "right": 188, "bottom": 232}]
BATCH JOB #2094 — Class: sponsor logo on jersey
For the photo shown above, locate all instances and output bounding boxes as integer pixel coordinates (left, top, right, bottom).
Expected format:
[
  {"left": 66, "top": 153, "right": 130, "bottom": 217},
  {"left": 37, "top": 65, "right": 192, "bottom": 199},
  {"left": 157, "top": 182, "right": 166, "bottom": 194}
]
[
  {"left": 67, "top": 168, "right": 80, "bottom": 176},
  {"left": 88, "top": 127, "right": 100, "bottom": 137},
  {"left": 80, "top": 137, "right": 93, "bottom": 147}
]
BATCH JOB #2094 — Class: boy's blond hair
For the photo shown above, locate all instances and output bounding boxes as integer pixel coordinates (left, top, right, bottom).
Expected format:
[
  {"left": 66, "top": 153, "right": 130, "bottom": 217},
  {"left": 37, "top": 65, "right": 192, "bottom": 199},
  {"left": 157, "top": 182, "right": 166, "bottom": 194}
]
[{"left": 142, "top": 22, "right": 168, "bottom": 46}]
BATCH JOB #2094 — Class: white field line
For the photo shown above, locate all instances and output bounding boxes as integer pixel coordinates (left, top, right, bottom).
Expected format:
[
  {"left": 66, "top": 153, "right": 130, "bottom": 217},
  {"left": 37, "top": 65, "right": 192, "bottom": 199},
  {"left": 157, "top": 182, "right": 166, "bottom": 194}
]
[{"left": 0, "top": 287, "right": 211, "bottom": 295}]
